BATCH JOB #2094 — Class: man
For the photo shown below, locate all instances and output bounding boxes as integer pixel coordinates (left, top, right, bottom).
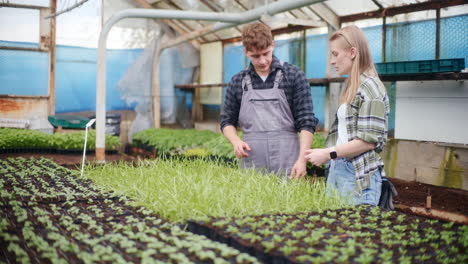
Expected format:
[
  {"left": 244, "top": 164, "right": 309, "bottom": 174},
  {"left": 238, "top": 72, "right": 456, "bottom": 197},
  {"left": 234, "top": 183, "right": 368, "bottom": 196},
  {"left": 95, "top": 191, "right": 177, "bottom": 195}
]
[{"left": 220, "top": 22, "right": 318, "bottom": 178}]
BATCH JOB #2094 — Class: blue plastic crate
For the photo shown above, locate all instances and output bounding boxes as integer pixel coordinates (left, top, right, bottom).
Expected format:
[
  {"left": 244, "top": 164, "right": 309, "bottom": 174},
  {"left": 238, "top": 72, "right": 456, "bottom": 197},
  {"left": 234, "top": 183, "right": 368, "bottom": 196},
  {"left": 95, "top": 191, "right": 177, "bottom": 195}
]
[{"left": 376, "top": 58, "right": 465, "bottom": 75}]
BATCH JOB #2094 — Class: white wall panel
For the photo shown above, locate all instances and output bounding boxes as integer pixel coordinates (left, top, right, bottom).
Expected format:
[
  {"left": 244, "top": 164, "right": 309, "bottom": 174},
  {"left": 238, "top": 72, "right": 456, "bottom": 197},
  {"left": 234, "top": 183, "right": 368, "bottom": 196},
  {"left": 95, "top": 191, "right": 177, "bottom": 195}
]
[
  {"left": 200, "top": 42, "right": 223, "bottom": 105},
  {"left": 395, "top": 80, "right": 468, "bottom": 144}
]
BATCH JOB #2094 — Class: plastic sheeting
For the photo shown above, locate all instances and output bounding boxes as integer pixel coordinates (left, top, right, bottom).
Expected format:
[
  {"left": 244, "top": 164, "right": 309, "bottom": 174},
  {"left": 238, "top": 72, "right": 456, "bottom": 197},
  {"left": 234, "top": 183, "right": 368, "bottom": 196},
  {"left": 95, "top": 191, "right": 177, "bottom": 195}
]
[
  {"left": 117, "top": 38, "right": 157, "bottom": 142},
  {"left": 117, "top": 36, "right": 198, "bottom": 141},
  {"left": 159, "top": 43, "right": 198, "bottom": 123}
]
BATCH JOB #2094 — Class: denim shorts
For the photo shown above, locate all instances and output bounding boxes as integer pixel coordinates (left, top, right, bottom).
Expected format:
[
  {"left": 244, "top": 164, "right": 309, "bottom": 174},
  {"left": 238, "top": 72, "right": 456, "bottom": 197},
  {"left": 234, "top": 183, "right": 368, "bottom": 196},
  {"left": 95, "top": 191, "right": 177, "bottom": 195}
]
[{"left": 326, "top": 158, "right": 382, "bottom": 206}]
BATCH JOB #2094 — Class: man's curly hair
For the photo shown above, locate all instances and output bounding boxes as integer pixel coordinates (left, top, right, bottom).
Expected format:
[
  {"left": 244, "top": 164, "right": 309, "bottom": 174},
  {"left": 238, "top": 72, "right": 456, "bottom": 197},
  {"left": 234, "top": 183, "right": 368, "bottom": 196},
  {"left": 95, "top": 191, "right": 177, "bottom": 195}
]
[{"left": 242, "top": 22, "right": 273, "bottom": 51}]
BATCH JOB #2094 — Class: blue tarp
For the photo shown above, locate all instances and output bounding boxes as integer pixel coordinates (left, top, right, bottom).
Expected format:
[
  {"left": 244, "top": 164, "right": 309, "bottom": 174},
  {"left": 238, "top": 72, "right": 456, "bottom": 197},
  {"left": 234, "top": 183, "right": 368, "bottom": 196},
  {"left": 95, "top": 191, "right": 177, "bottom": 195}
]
[{"left": 1, "top": 15, "right": 466, "bottom": 127}]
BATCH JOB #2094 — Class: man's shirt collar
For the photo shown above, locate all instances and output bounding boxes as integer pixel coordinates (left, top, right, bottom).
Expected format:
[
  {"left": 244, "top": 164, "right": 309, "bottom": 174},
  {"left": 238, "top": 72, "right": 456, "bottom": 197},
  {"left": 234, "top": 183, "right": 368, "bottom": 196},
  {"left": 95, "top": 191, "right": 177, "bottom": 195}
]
[{"left": 247, "top": 55, "right": 283, "bottom": 76}]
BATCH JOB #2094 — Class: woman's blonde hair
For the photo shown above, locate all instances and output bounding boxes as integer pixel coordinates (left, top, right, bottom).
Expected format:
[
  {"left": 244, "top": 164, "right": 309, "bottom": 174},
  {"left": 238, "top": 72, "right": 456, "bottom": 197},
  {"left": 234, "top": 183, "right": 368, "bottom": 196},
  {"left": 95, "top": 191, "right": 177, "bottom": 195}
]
[{"left": 330, "top": 25, "right": 378, "bottom": 104}]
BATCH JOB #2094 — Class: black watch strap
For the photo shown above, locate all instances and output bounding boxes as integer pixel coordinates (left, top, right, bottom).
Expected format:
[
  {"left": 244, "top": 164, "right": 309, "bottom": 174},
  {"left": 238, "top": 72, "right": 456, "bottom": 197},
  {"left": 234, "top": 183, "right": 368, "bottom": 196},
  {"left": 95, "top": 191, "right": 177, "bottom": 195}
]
[{"left": 329, "top": 148, "right": 337, "bottom": 160}]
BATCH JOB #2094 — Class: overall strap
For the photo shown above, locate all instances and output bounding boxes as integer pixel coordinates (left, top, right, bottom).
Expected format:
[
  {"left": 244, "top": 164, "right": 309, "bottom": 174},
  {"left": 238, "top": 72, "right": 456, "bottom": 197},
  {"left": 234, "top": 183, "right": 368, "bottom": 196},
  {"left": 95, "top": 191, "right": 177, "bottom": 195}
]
[
  {"left": 242, "top": 60, "right": 285, "bottom": 91},
  {"left": 242, "top": 74, "right": 253, "bottom": 91},
  {"left": 272, "top": 69, "right": 284, "bottom": 90},
  {"left": 273, "top": 60, "right": 285, "bottom": 89}
]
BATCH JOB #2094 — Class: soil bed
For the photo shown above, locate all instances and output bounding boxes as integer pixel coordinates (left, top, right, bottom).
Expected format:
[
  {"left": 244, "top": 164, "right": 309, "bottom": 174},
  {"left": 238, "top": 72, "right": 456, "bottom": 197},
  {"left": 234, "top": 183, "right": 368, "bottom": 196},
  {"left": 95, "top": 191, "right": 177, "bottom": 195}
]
[
  {"left": 391, "top": 177, "right": 468, "bottom": 215},
  {"left": 391, "top": 178, "right": 468, "bottom": 223}
]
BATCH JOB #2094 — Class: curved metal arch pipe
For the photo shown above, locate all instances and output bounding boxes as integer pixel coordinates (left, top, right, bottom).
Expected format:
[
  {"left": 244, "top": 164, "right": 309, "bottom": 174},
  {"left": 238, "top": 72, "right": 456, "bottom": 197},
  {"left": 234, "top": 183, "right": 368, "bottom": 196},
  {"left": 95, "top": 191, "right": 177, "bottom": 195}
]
[{"left": 96, "top": 0, "right": 324, "bottom": 161}]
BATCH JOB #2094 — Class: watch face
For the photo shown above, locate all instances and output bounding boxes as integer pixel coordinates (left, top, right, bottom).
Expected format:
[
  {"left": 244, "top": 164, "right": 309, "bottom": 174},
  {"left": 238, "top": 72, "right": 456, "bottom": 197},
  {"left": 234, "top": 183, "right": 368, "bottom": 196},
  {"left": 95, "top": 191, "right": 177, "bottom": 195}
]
[{"left": 330, "top": 151, "right": 337, "bottom": 159}]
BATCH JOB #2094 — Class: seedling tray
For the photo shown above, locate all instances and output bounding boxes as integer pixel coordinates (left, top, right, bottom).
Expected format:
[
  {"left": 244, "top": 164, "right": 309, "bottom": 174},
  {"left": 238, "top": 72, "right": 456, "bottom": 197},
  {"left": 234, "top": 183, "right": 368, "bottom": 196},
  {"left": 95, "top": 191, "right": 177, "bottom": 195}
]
[
  {"left": 48, "top": 115, "right": 90, "bottom": 129},
  {"left": 376, "top": 58, "right": 465, "bottom": 75}
]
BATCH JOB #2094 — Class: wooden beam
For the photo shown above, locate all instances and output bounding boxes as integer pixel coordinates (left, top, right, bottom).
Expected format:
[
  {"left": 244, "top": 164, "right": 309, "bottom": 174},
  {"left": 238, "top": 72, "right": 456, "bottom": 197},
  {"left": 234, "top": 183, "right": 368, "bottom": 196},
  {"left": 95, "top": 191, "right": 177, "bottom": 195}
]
[
  {"left": 435, "top": 8, "right": 441, "bottom": 59},
  {"left": 382, "top": 16, "right": 386, "bottom": 62},
  {"left": 175, "top": 72, "right": 468, "bottom": 89},
  {"left": 41, "top": 0, "right": 56, "bottom": 116},
  {"left": 0, "top": 95, "right": 49, "bottom": 99},
  {"left": 0, "top": 46, "right": 47, "bottom": 52},
  {"left": 0, "top": 3, "right": 44, "bottom": 9},
  {"left": 340, "top": 0, "right": 468, "bottom": 23},
  {"left": 176, "top": 83, "right": 226, "bottom": 89}
]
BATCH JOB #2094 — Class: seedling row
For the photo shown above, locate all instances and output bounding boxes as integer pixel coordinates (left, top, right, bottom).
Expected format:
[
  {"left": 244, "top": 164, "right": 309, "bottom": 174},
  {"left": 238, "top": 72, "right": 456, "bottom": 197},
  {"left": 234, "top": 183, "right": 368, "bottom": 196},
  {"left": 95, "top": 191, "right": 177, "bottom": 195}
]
[
  {"left": 2, "top": 157, "right": 467, "bottom": 263},
  {"left": 0, "top": 128, "right": 120, "bottom": 153},
  {"left": 0, "top": 157, "right": 259, "bottom": 263},
  {"left": 188, "top": 206, "right": 468, "bottom": 263}
]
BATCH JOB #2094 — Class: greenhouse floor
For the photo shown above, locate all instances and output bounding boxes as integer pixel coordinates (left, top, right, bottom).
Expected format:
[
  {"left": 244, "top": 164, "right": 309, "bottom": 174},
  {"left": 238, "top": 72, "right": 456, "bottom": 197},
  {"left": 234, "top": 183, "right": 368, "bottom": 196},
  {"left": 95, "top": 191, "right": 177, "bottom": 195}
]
[{"left": 1, "top": 152, "right": 467, "bottom": 224}]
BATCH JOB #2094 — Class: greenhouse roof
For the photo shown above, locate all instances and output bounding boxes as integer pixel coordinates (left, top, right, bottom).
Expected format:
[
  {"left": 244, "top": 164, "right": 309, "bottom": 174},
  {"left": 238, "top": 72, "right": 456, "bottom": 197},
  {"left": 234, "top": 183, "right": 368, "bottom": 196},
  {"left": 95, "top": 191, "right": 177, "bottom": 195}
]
[
  {"left": 136, "top": 0, "right": 467, "bottom": 44},
  {"left": 1, "top": 0, "right": 467, "bottom": 48}
]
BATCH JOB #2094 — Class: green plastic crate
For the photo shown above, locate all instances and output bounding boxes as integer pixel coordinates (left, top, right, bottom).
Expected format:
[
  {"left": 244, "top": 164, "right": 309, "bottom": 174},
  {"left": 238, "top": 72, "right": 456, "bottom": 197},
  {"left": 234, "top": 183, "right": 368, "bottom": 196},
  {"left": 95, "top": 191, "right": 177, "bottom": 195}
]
[
  {"left": 48, "top": 115, "right": 90, "bottom": 129},
  {"left": 376, "top": 58, "right": 465, "bottom": 75}
]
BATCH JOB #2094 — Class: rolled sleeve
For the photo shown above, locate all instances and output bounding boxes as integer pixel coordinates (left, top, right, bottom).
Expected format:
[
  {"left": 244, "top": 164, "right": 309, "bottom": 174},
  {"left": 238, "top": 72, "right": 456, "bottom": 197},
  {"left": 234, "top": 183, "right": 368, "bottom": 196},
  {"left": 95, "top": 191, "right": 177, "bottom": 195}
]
[
  {"left": 356, "top": 99, "right": 387, "bottom": 152},
  {"left": 291, "top": 70, "right": 318, "bottom": 133},
  {"left": 220, "top": 75, "right": 242, "bottom": 132}
]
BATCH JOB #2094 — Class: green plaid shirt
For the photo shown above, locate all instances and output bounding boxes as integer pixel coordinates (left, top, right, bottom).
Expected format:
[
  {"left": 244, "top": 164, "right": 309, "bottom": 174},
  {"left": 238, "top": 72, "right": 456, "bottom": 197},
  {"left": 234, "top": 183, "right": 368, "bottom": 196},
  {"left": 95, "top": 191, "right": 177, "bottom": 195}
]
[{"left": 327, "top": 73, "right": 390, "bottom": 194}]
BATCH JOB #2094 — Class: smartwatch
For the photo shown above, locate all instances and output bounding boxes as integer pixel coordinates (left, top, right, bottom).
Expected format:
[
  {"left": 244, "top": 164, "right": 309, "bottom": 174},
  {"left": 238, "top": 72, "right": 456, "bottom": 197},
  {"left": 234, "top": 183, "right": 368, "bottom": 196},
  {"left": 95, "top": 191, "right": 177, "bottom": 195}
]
[{"left": 329, "top": 147, "right": 337, "bottom": 160}]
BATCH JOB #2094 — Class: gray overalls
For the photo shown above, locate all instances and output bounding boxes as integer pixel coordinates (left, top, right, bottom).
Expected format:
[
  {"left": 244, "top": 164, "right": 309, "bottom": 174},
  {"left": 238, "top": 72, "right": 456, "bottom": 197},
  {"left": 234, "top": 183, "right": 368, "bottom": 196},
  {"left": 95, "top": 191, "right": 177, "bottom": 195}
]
[{"left": 238, "top": 65, "right": 300, "bottom": 177}]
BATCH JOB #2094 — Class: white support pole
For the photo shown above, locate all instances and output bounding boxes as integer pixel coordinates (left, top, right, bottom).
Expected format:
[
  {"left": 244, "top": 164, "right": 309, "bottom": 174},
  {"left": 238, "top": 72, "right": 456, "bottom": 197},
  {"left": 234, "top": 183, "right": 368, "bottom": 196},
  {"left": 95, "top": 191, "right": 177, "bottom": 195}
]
[{"left": 81, "top": 118, "right": 96, "bottom": 177}]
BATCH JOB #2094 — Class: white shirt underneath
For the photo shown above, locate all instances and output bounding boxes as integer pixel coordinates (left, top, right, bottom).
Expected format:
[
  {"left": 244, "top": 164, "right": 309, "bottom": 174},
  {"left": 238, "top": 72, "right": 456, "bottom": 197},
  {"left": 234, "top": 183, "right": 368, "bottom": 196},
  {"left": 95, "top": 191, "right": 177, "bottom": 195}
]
[
  {"left": 336, "top": 103, "right": 348, "bottom": 146},
  {"left": 259, "top": 75, "right": 268, "bottom": 82}
]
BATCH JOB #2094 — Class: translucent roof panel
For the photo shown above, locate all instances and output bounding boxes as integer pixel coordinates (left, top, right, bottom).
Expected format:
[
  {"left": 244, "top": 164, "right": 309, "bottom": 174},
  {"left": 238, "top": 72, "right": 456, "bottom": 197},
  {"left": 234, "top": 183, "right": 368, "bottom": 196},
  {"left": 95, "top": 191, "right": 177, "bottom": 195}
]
[
  {"left": 299, "top": 7, "right": 322, "bottom": 21},
  {"left": 236, "top": 0, "right": 257, "bottom": 10},
  {"left": 289, "top": 8, "right": 310, "bottom": 19},
  {"left": 325, "top": 0, "right": 378, "bottom": 16},
  {"left": 104, "top": 0, "right": 468, "bottom": 44},
  {"left": 218, "top": 0, "right": 248, "bottom": 13}
]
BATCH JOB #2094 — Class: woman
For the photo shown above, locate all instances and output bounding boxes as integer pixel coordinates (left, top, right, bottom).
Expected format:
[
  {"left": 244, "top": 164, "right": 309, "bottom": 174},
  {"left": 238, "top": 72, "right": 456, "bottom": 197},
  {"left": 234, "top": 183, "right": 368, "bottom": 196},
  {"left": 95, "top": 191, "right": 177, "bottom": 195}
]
[{"left": 305, "top": 25, "right": 390, "bottom": 206}]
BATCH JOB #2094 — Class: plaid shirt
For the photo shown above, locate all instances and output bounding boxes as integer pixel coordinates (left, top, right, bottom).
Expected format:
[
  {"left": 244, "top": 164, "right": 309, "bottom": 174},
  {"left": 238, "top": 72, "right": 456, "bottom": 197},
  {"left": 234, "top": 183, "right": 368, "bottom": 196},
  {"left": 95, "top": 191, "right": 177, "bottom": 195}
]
[
  {"left": 327, "top": 73, "right": 390, "bottom": 194},
  {"left": 220, "top": 56, "right": 318, "bottom": 133}
]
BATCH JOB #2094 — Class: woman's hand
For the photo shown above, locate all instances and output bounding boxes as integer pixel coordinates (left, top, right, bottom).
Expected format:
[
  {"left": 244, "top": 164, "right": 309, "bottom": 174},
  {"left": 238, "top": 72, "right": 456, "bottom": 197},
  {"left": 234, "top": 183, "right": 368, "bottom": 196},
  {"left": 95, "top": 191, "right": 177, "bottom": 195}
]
[{"left": 305, "top": 148, "right": 331, "bottom": 166}]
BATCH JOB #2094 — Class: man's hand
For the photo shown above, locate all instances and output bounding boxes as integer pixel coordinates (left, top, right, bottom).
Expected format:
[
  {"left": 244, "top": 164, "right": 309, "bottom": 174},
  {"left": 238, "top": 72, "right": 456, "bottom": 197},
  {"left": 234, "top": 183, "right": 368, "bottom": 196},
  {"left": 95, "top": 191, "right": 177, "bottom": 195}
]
[
  {"left": 232, "top": 139, "right": 251, "bottom": 158},
  {"left": 290, "top": 159, "right": 307, "bottom": 179},
  {"left": 305, "top": 148, "right": 330, "bottom": 166}
]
